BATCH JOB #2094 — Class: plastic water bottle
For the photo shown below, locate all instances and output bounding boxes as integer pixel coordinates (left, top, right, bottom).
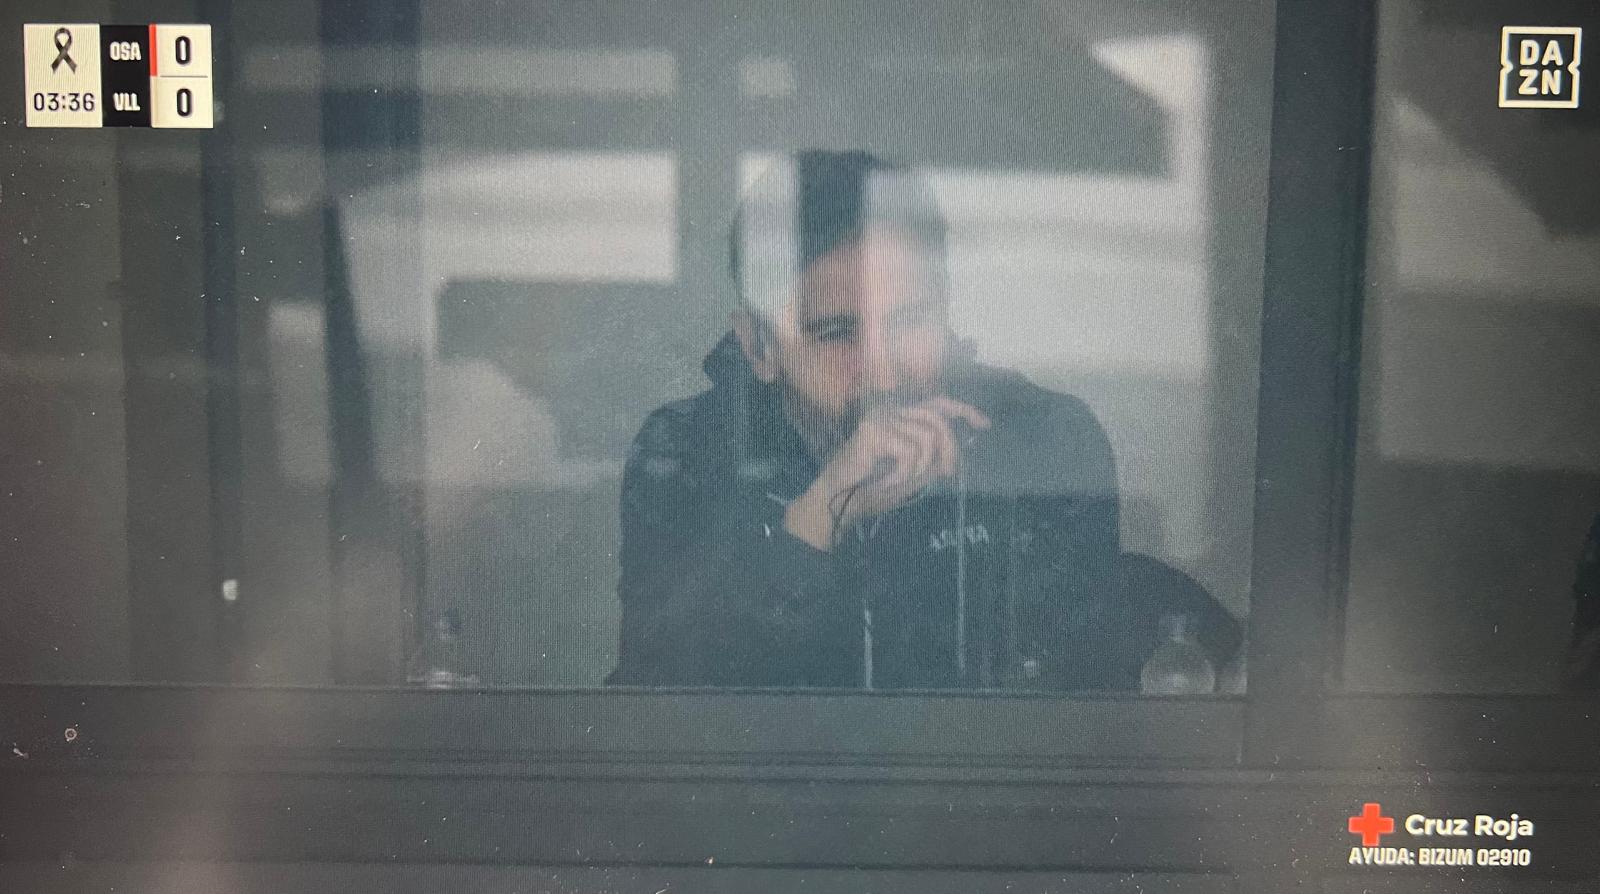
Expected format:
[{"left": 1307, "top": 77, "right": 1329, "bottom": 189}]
[
  {"left": 1140, "top": 613, "right": 1216, "bottom": 695},
  {"left": 406, "top": 608, "right": 480, "bottom": 689}
]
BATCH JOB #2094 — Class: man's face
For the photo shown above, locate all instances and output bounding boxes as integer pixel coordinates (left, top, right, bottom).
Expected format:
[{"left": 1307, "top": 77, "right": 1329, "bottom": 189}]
[{"left": 748, "top": 226, "right": 953, "bottom": 454}]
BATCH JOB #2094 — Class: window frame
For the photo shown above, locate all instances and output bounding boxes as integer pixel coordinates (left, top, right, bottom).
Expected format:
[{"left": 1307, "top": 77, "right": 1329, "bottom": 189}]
[{"left": 17, "top": 0, "right": 1593, "bottom": 777}]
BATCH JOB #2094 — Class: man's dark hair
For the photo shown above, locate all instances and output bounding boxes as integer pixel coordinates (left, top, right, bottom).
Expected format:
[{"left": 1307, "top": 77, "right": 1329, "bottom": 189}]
[{"left": 728, "top": 150, "right": 948, "bottom": 315}]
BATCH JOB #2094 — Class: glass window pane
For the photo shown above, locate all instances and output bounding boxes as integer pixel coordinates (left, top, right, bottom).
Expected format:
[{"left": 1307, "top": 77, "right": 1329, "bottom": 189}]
[
  {"left": 1343, "top": 0, "right": 1600, "bottom": 693},
  {"left": 1, "top": 0, "right": 1275, "bottom": 696}
]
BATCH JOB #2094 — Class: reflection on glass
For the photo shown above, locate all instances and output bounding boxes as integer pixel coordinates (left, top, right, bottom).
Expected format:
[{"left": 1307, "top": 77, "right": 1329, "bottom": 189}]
[
  {"left": 600, "top": 150, "right": 1241, "bottom": 690},
  {"left": 1344, "top": 0, "right": 1600, "bottom": 693},
  {"left": 1, "top": 1, "right": 1274, "bottom": 691}
]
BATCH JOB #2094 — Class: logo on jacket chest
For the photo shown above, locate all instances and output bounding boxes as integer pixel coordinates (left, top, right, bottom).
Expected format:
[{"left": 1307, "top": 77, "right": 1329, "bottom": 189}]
[{"left": 928, "top": 523, "right": 992, "bottom": 552}]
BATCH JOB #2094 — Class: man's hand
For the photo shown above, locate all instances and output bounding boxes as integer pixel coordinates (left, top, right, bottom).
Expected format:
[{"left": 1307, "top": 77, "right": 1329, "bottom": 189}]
[{"left": 784, "top": 397, "right": 990, "bottom": 551}]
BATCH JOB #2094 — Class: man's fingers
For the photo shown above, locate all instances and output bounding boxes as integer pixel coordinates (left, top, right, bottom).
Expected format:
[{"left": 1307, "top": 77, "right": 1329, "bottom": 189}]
[
  {"left": 919, "top": 397, "right": 992, "bottom": 432},
  {"left": 870, "top": 426, "right": 928, "bottom": 487},
  {"left": 869, "top": 428, "right": 930, "bottom": 497},
  {"left": 899, "top": 420, "right": 940, "bottom": 483},
  {"left": 893, "top": 408, "right": 959, "bottom": 478},
  {"left": 840, "top": 399, "right": 983, "bottom": 517}
]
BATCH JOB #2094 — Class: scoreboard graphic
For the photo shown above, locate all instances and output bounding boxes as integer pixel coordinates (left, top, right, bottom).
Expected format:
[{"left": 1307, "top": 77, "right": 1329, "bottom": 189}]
[{"left": 23, "top": 23, "right": 213, "bottom": 128}]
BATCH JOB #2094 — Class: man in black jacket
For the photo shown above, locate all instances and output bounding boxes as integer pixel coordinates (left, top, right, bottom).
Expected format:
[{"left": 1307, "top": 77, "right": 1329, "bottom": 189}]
[{"left": 606, "top": 150, "right": 1133, "bottom": 689}]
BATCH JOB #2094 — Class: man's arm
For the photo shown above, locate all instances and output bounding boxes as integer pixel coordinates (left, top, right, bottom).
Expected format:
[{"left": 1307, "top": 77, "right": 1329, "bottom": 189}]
[{"left": 606, "top": 408, "right": 861, "bottom": 687}]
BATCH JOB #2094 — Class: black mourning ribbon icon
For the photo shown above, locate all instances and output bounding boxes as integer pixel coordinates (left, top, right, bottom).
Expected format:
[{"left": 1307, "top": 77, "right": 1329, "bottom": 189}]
[{"left": 51, "top": 27, "right": 77, "bottom": 74}]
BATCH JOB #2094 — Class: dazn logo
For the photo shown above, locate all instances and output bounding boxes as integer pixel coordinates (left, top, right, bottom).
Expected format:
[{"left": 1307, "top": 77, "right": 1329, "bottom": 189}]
[{"left": 1499, "top": 26, "right": 1582, "bottom": 109}]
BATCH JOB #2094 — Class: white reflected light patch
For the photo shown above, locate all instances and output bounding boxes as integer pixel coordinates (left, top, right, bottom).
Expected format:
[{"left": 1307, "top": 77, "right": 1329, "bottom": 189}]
[
  {"left": 334, "top": 151, "right": 675, "bottom": 487},
  {"left": 937, "top": 33, "right": 1213, "bottom": 383},
  {"left": 243, "top": 45, "right": 677, "bottom": 97},
  {"left": 418, "top": 151, "right": 678, "bottom": 286},
  {"left": 265, "top": 302, "right": 332, "bottom": 486},
  {"left": 340, "top": 151, "right": 677, "bottom": 353}
]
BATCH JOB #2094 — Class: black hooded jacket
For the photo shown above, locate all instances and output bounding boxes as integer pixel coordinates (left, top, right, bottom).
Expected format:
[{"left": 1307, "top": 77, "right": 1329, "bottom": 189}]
[{"left": 606, "top": 334, "right": 1130, "bottom": 690}]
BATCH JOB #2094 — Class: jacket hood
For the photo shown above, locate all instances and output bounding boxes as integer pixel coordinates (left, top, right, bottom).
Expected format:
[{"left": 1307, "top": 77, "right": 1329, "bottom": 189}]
[{"left": 702, "top": 331, "right": 757, "bottom": 389}]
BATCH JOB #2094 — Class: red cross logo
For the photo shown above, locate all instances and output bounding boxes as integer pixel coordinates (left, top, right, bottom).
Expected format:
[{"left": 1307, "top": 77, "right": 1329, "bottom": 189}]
[{"left": 1347, "top": 802, "right": 1396, "bottom": 847}]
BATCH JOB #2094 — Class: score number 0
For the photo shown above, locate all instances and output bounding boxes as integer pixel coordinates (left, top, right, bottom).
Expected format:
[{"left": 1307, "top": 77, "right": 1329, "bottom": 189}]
[{"left": 151, "top": 25, "right": 214, "bottom": 128}]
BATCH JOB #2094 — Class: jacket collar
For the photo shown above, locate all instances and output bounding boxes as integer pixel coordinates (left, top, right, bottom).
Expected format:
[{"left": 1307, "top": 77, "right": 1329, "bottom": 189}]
[{"left": 701, "top": 332, "right": 817, "bottom": 495}]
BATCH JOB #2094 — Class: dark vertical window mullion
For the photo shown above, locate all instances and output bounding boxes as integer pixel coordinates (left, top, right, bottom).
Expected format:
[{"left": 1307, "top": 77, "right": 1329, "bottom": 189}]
[
  {"left": 673, "top": 10, "right": 742, "bottom": 312},
  {"left": 320, "top": 0, "right": 425, "bottom": 684},
  {"left": 200, "top": 0, "right": 245, "bottom": 681},
  {"left": 1242, "top": 0, "right": 1378, "bottom": 768},
  {"left": 118, "top": 0, "right": 219, "bottom": 682},
  {"left": 1201, "top": 1, "right": 1277, "bottom": 700}
]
